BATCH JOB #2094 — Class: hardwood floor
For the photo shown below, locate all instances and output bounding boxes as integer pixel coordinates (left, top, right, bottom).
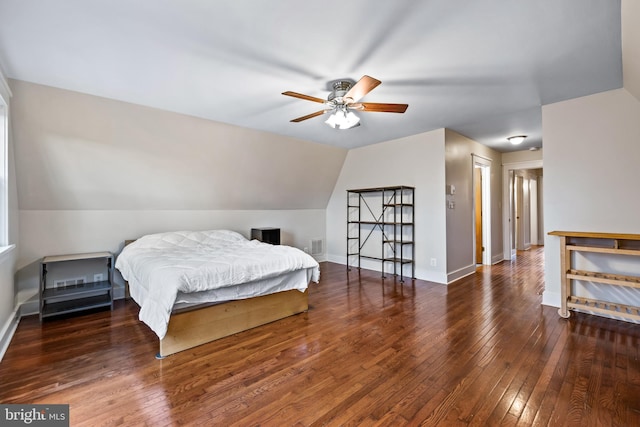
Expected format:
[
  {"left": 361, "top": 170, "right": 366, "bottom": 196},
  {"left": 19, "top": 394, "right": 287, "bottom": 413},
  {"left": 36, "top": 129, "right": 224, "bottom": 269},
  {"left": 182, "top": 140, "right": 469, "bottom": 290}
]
[{"left": 1, "top": 247, "right": 639, "bottom": 426}]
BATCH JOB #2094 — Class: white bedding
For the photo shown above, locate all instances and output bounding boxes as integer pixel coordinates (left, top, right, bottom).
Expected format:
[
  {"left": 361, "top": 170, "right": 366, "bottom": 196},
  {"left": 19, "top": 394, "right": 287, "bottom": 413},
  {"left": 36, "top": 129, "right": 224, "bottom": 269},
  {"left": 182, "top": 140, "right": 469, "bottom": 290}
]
[{"left": 115, "top": 230, "right": 320, "bottom": 339}]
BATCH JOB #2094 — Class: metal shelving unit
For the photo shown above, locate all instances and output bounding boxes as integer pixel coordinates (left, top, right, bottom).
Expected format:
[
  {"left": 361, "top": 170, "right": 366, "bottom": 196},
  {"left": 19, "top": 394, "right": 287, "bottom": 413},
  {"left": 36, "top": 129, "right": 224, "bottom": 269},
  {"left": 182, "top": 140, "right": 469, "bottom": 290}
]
[
  {"left": 40, "top": 252, "right": 114, "bottom": 321},
  {"left": 347, "top": 186, "right": 414, "bottom": 281}
]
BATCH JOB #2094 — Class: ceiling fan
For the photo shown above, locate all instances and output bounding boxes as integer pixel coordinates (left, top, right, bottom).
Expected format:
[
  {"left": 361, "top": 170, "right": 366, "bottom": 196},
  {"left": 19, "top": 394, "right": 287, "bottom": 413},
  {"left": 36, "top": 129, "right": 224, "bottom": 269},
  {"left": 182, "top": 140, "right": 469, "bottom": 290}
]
[{"left": 282, "top": 75, "right": 408, "bottom": 129}]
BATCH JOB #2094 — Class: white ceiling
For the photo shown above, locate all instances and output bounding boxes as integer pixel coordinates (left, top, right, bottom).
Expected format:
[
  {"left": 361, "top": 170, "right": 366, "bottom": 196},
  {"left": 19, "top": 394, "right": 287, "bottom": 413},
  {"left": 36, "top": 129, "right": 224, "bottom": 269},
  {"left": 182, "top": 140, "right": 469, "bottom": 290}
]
[{"left": 0, "top": 1, "right": 622, "bottom": 151}]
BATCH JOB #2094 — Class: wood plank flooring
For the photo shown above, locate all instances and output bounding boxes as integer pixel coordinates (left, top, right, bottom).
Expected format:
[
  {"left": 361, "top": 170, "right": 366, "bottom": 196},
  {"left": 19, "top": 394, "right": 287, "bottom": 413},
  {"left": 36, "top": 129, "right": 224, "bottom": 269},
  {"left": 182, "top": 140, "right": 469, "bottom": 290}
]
[{"left": 1, "top": 246, "right": 639, "bottom": 426}]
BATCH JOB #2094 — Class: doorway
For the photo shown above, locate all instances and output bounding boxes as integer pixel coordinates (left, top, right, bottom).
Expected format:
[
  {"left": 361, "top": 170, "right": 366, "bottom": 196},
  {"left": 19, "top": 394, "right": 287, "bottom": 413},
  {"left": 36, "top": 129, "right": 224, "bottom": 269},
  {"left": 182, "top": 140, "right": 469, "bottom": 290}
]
[
  {"left": 474, "top": 167, "right": 483, "bottom": 264},
  {"left": 515, "top": 174, "right": 527, "bottom": 250},
  {"left": 502, "top": 160, "right": 544, "bottom": 260},
  {"left": 473, "top": 155, "right": 491, "bottom": 266}
]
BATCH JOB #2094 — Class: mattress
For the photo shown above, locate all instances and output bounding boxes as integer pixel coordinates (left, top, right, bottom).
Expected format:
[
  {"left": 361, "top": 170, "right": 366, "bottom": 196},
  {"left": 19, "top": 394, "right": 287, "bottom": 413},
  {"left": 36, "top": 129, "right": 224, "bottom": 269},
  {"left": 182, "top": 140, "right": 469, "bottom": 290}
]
[{"left": 115, "top": 229, "right": 320, "bottom": 338}]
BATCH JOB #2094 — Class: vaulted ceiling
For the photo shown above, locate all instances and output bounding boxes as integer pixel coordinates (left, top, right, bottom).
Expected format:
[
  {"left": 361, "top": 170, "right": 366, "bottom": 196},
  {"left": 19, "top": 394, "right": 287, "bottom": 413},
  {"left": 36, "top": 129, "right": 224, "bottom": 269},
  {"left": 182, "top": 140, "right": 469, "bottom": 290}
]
[{"left": 0, "top": 1, "right": 624, "bottom": 151}]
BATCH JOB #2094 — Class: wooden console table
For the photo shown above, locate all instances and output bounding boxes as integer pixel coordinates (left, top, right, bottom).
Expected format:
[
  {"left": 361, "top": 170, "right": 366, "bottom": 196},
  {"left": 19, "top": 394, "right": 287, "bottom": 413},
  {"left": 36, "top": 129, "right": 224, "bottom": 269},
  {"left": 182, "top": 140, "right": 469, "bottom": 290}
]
[{"left": 549, "top": 231, "right": 640, "bottom": 321}]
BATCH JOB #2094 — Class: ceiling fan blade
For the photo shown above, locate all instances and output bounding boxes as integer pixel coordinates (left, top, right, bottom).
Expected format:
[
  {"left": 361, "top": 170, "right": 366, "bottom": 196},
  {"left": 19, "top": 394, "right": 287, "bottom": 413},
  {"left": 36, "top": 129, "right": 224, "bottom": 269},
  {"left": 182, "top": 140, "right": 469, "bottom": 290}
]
[
  {"left": 282, "top": 91, "right": 327, "bottom": 104},
  {"left": 290, "top": 110, "right": 328, "bottom": 122},
  {"left": 356, "top": 102, "right": 408, "bottom": 113},
  {"left": 344, "top": 75, "right": 381, "bottom": 103}
]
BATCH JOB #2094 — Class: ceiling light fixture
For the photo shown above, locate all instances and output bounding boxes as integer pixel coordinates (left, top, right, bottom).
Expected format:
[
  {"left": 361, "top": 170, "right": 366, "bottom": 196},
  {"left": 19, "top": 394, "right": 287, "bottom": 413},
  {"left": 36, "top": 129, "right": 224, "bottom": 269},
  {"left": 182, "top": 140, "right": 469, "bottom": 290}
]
[
  {"left": 508, "top": 135, "right": 527, "bottom": 145},
  {"left": 325, "top": 106, "right": 360, "bottom": 129}
]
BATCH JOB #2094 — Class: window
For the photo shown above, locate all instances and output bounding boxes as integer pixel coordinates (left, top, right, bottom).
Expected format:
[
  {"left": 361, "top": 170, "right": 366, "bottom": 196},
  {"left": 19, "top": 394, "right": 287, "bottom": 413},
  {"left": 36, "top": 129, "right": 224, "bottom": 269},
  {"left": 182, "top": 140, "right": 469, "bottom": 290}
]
[{"left": 0, "top": 72, "right": 10, "bottom": 247}]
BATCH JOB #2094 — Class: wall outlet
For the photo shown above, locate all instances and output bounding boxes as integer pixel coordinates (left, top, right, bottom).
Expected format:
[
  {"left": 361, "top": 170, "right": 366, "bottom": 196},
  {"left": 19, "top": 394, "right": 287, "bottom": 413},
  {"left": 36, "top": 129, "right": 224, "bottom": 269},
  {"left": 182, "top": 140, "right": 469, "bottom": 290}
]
[
  {"left": 94, "top": 273, "right": 104, "bottom": 282},
  {"left": 54, "top": 277, "right": 86, "bottom": 288},
  {"left": 430, "top": 258, "right": 437, "bottom": 267},
  {"left": 303, "top": 247, "right": 309, "bottom": 253}
]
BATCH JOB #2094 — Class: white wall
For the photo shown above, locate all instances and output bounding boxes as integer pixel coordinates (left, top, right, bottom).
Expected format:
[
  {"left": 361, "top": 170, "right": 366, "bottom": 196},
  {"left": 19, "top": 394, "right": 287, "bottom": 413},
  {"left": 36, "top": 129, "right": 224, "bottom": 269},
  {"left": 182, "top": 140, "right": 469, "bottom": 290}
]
[
  {"left": 10, "top": 80, "right": 347, "bottom": 296},
  {"left": 11, "top": 80, "right": 346, "bottom": 211},
  {"left": 0, "top": 65, "right": 19, "bottom": 361},
  {"left": 502, "top": 149, "right": 543, "bottom": 164},
  {"left": 622, "top": 0, "right": 640, "bottom": 101},
  {"left": 0, "top": 248, "right": 17, "bottom": 359},
  {"left": 18, "top": 209, "right": 326, "bottom": 295},
  {"left": 326, "top": 129, "right": 447, "bottom": 283},
  {"left": 543, "top": 88, "right": 640, "bottom": 309}
]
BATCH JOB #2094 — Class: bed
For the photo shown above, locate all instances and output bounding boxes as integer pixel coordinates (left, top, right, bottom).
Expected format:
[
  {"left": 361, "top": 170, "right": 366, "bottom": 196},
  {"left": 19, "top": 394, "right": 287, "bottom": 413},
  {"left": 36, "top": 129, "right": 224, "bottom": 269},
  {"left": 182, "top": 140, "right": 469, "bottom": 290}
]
[{"left": 115, "top": 229, "right": 320, "bottom": 357}]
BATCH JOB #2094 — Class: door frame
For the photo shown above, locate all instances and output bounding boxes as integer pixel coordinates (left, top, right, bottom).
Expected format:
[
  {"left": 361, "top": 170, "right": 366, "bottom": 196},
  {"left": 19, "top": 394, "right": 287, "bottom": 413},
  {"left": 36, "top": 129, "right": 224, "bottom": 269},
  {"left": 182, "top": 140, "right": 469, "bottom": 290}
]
[
  {"left": 502, "top": 159, "right": 543, "bottom": 260},
  {"left": 472, "top": 155, "right": 492, "bottom": 266},
  {"left": 530, "top": 176, "right": 539, "bottom": 245},
  {"left": 515, "top": 174, "right": 525, "bottom": 250}
]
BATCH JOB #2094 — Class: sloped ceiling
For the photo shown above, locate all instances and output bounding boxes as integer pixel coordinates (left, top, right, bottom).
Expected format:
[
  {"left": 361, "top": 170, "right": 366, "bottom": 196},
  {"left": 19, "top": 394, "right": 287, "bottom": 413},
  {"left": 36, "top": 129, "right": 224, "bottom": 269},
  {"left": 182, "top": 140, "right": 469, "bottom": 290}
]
[
  {"left": 0, "top": 1, "right": 623, "bottom": 151},
  {"left": 11, "top": 80, "right": 348, "bottom": 211}
]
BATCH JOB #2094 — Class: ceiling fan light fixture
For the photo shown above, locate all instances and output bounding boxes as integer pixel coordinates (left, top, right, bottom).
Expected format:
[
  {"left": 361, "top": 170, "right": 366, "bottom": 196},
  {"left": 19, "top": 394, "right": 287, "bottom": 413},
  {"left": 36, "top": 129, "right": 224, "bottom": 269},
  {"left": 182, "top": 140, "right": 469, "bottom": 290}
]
[
  {"left": 283, "top": 75, "right": 406, "bottom": 126},
  {"left": 325, "top": 107, "right": 360, "bottom": 130},
  {"left": 508, "top": 135, "right": 527, "bottom": 145}
]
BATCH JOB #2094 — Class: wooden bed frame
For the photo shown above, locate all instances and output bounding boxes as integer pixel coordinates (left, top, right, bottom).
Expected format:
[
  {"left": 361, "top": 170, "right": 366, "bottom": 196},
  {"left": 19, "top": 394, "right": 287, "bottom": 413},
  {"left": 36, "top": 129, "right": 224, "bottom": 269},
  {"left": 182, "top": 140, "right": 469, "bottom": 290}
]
[
  {"left": 160, "top": 289, "right": 308, "bottom": 357},
  {"left": 122, "top": 240, "right": 309, "bottom": 358}
]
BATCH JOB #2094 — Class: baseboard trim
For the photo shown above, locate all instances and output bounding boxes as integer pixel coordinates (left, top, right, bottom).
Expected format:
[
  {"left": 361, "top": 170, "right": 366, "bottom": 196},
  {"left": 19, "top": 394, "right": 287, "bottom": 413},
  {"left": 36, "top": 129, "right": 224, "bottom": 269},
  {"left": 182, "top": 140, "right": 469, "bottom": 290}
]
[
  {"left": 327, "top": 254, "right": 347, "bottom": 265},
  {"left": 447, "top": 264, "right": 476, "bottom": 284},
  {"left": 17, "top": 289, "right": 39, "bottom": 317},
  {"left": 0, "top": 307, "right": 20, "bottom": 362},
  {"left": 3, "top": 285, "right": 128, "bottom": 361},
  {"left": 542, "top": 290, "right": 560, "bottom": 308},
  {"left": 328, "top": 254, "right": 447, "bottom": 284}
]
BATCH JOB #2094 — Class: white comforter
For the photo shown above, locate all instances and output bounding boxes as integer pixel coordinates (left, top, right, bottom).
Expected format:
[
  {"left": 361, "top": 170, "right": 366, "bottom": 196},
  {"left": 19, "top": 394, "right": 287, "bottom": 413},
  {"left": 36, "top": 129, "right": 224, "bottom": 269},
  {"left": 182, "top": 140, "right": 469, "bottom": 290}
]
[{"left": 115, "top": 230, "right": 320, "bottom": 338}]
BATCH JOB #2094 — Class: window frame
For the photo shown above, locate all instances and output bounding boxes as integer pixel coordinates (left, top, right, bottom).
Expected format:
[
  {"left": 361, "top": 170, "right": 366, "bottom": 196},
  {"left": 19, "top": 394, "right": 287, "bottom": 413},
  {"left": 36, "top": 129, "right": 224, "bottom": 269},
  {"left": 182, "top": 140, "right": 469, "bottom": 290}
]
[{"left": 0, "top": 69, "right": 12, "bottom": 248}]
